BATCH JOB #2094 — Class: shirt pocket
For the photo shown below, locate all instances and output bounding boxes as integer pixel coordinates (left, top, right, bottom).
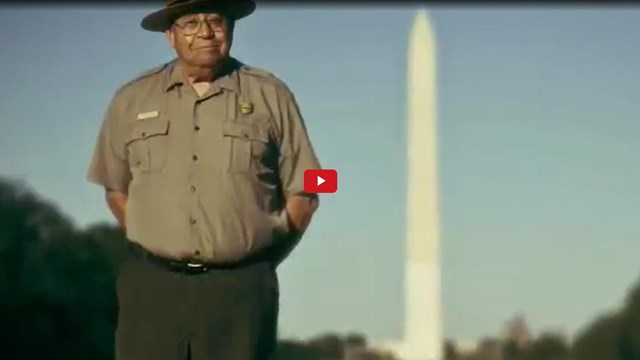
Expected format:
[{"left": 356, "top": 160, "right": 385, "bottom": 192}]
[
  {"left": 126, "top": 118, "right": 170, "bottom": 173},
  {"left": 222, "top": 120, "right": 270, "bottom": 173}
]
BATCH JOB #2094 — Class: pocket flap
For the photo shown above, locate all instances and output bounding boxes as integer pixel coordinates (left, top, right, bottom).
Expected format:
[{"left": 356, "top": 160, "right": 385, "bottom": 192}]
[
  {"left": 129, "top": 118, "right": 170, "bottom": 142},
  {"left": 222, "top": 121, "right": 268, "bottom": 143}
]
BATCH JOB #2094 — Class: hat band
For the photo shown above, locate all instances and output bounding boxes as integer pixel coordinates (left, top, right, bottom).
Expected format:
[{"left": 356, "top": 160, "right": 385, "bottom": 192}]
[{"left": 166, "top": 0, "right": 192, "bottom": 7}]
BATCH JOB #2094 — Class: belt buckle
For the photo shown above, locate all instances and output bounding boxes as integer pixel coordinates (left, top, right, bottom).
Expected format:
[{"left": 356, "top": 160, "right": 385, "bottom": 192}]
[{"left": 187, "top": 262, "right": 210, "bottom": 273}]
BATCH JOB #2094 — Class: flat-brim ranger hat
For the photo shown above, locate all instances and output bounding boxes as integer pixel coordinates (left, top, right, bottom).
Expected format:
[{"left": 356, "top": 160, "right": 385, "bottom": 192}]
[{"left": 141, "top": 0, "right": 256, "bottom": 32}]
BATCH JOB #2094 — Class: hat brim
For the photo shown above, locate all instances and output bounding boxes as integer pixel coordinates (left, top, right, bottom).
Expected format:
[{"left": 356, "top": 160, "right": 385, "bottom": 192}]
[{"left": 141, "top": 0, "right": 255, "bottom": 32}]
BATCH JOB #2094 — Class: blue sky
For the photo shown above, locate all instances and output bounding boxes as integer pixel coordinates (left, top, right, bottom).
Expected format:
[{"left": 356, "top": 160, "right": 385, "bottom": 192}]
[{"left": 1, "top": 5, "right": 640, "bottom": 344}]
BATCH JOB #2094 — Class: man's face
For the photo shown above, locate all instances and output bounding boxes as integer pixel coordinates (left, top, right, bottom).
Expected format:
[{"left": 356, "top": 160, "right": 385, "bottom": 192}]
[{"left": 165, "top": 12, "right": 234, "bottom": 68}]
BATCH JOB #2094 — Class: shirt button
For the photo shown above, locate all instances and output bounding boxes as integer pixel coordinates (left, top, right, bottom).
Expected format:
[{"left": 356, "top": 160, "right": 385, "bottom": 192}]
[
  {"left": 194, "top": 125, "right": 200, "bottom": 131},
  {"left": 190, "top": 217, "right": 197, "bottom": 225},
  {"left": 192, "top": 155, "right": 198, "bottom": 161},
  {"left": 194, "top": 250, "right": 201, "bottom": 255},
  {"left": 189, "top": 185, "right": 196, "bottom": 193}
]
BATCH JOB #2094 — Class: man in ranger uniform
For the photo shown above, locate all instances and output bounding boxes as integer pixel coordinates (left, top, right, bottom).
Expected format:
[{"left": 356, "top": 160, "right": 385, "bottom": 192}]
[{"left": 86, "top": 0, "right": 321, "bottom": 359}]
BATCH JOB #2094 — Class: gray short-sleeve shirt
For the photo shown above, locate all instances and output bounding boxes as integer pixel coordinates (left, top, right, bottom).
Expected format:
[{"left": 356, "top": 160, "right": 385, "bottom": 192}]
[{"left": 87, "top": 58, "right": 321, "bottom": 263}]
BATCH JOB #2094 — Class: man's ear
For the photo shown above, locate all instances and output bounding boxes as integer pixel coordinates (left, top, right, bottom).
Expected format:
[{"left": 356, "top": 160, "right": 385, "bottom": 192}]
[{"left": 165, "top": 29, "right": 175, "bottom": 49}]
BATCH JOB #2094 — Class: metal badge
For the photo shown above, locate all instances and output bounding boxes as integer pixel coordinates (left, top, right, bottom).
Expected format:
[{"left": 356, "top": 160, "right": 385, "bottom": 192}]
[{"left": 238, "top": 102, "right": 253, "bottom": 115}]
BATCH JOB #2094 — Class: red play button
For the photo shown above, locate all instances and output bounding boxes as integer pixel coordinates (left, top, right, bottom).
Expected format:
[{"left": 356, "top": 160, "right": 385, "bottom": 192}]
[{"left": 304, "top": 169, "right": 338, "bottom": 193}]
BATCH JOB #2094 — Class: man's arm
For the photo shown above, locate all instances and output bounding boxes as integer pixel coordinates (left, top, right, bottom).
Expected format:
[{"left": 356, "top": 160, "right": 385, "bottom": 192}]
[
  {"left": 269, "top": 84, "right": 322, "bottom": 266},
  {"left": 87, "top": 92, "right": 132, "bottom": 230},
  {"left": 105, "top": 188, "right": 128, "bottom": 230}
]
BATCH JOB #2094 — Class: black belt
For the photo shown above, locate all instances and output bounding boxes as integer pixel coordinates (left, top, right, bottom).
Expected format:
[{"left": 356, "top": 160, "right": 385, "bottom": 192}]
[{"left": 127, "top": 241, "right": 268, "bottom": 274}]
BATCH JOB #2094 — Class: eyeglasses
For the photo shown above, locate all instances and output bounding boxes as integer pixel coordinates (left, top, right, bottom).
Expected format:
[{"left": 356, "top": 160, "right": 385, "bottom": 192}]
[{"left": 173, "top": 16, "right": 227, "bottom": 36}]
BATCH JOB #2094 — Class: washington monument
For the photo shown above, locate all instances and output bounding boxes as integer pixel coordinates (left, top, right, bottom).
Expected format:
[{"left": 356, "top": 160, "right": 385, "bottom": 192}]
[{"left": 381, "top": 9, "right": 442, "bottom": 360}]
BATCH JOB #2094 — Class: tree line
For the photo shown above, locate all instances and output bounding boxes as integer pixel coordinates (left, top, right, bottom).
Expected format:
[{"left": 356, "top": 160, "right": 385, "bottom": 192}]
[{"left": 0, "top": 177, "right": 638, "bottom": 360}]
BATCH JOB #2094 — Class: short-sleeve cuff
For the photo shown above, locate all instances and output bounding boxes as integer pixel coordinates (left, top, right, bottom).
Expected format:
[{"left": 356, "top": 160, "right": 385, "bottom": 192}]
[{"left": 86, "top": 171, "right": 129, "bottom": 193}]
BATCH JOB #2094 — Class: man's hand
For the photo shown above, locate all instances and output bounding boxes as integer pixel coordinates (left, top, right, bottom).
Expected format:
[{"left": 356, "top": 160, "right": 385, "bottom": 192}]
[
  {"left": 105, "top": 188, "right": 128, "bottom": 230},
  {"left": 284, "top": 194, "right": 319, "bottom": 235},
  {"left": 268, "top": 193, "right": 319, "bottom": 267}
]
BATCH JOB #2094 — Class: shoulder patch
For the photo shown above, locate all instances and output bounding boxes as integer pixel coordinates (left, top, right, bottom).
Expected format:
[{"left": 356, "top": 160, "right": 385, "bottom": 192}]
[
  {"left": 118, "top": 60, "right": 174, "bottom": 92},
  {"left": 239, "top": 63, "right": 284, "bottom": 85}
]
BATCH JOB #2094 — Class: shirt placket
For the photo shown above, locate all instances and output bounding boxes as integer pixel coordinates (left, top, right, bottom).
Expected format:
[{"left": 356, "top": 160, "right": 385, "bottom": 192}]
[{"left": 188, "top": 96, "right": 204, "bottom": 259}]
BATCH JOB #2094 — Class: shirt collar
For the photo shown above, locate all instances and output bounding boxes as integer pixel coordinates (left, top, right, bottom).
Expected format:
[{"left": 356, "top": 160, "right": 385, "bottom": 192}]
[{"left": 164, "top": 57, "right": 240, "bottom": 94}]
